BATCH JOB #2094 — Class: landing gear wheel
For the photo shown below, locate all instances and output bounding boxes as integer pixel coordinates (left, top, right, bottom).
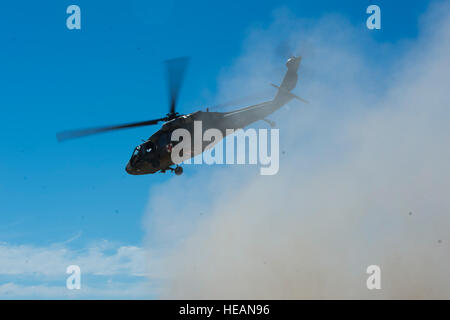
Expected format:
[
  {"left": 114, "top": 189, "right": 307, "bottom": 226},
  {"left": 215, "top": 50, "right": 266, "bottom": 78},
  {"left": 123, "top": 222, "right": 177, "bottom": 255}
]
[{"left": 174, "top": 166, "right": 183, "bottom": 176}]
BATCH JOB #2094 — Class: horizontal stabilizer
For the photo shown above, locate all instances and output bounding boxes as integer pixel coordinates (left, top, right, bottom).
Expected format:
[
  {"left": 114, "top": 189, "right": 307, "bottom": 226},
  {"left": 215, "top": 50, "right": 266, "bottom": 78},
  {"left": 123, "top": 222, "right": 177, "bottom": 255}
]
[{"left": 270, "top": 83, "right": 309, "bottom": 104}]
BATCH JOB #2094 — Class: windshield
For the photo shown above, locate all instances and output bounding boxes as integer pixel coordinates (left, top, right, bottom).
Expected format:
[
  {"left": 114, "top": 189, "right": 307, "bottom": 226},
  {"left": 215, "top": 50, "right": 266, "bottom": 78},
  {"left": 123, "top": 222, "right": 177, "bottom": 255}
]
[
  {"left": 133, "top": 146, "right": 141, "bottom": 157},
  {"left": 130, "top": 146, "right": 141, "bottom": 165},
  {"left": 144, "top": 145, "right": 152, "bottom": 153},
  {"left": 130, "top": 142, "right": 154, "bottom": 164},
  {"left": 142, "top": 141, "right": 154, "bottom": 154}
]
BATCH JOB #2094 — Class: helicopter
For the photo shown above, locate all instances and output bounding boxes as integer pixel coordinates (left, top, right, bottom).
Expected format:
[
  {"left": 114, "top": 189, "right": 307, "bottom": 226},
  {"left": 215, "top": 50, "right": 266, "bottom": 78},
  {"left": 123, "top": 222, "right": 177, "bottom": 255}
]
[{"left": 57, "top": 56, "right": 307, "bottom": 176}]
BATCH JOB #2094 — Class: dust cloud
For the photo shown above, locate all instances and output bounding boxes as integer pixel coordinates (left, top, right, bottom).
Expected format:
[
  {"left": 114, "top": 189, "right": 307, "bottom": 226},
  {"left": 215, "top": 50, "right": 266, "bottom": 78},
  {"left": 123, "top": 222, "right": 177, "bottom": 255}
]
[{"left": 144, "top": 2, "right": 450, "bottom": 299}]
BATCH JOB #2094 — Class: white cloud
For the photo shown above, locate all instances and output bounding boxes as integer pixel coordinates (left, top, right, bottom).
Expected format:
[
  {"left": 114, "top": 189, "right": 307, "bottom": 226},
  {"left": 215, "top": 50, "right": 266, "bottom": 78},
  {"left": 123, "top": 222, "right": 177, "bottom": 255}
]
[
  {"left": 0, "top": 241, "right": 148, "bottom": 277},
  {"left": 0, "top": 241, "right": 160, "bottom": 299}
]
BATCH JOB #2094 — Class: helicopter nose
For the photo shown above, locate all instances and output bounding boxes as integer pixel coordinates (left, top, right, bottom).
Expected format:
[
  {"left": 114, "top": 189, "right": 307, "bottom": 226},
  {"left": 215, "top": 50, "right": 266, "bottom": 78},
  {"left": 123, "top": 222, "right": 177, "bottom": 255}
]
[{"left": 125, "top": 162, "right": 136, "bottom": 175}]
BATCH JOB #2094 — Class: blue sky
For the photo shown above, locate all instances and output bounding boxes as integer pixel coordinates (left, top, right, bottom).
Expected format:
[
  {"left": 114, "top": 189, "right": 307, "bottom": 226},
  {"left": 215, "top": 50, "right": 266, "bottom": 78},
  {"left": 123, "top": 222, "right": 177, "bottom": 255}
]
[{"left": 0, "top": 0, "right": 438, "bottom": 298}]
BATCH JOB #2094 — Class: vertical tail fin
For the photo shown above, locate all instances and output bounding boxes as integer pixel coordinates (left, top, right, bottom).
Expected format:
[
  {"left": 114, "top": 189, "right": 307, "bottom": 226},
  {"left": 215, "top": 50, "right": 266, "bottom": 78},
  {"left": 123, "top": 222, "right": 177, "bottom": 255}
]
[
  {"left": 280, "top": 56, "right": 301, "bottom": 91},
  {"left": 272, "top": 56, "right": 307, "bottom": 105}
]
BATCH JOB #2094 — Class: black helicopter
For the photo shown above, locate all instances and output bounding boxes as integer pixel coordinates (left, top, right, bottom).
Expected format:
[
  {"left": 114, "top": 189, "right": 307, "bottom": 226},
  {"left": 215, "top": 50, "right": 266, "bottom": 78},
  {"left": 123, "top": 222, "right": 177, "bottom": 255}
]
[{"left": 57, "top": 56, "right": 306, "bottom": 176}]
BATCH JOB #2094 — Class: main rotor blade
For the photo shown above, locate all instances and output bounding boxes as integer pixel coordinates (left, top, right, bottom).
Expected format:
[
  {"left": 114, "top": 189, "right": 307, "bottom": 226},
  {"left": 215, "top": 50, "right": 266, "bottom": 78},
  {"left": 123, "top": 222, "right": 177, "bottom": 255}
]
[
  {"left": 165, "top": 57, "right": 190, "bottom": 115},
  {"left": 206, "top": 89, "right": 276, "bottom": 112},
  {"left": 56, "top": 118, "right": 166, "bottom": 142}
]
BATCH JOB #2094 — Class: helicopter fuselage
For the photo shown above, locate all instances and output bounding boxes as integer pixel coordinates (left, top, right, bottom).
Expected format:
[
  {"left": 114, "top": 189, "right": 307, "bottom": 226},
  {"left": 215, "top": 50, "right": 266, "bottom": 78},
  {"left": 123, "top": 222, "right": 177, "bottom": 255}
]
[
  {"left": 125, "top": 90, "right": 295, "bottom": 175},
  {"left": 126, "top": 56, "right": 302, "bottom": 175},
  {"left": 57, "top": 56, "right": 303, "bottom": 176}
]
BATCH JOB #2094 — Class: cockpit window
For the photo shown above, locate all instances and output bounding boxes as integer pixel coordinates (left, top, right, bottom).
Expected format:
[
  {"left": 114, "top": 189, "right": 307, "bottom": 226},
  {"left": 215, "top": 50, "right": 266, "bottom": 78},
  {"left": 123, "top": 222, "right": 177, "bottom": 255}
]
[
  {"left": 133, "top": 146, "right": 141, "bottom": 157},
  {"left": 130, "top": 146, "right": 141, "bottom": 166},
  {"left": 141, "top": 141, "right": 155, "bottom": 154}
]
